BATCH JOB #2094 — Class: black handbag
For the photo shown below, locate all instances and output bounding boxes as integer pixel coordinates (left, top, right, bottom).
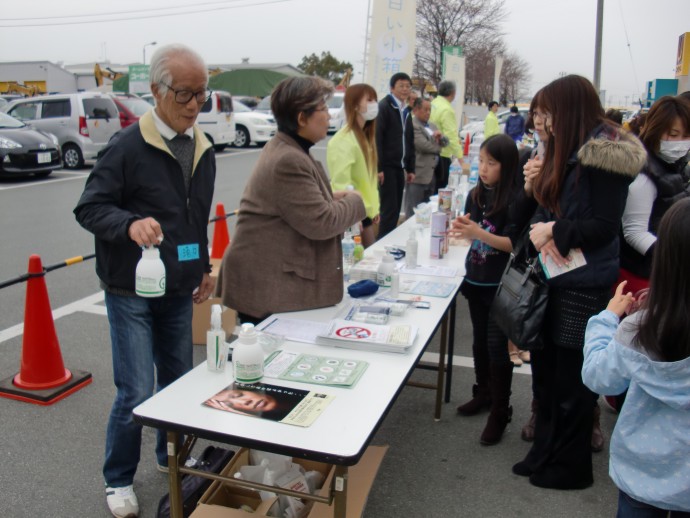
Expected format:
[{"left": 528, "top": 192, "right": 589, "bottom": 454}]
[{"left": 490, "top": 234, "right": 548, "bottom": 351}]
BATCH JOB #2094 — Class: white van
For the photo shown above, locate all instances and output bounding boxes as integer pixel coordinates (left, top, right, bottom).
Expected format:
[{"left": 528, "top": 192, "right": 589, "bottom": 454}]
[
  {"left": 5, "top": 92, "right": 121, "bottom": 169},
  {"left": 196, "top": 91, "right": 236, "bottom": 151}
]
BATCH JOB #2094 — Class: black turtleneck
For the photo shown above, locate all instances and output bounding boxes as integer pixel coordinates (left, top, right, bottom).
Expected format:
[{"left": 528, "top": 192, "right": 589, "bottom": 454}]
[{"left": 282, "top": 129, "right": 314, "bottom": 154}]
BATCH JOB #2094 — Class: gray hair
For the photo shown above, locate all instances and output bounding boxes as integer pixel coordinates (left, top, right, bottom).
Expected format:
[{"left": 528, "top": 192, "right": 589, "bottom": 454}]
[
  {"left": 149, "top": 44, "right": 208, "bottom": 94},
  {"left": 271, "top": 76, "right": 334, "bottom": 133},
  {"left": 438, "top": 80, "right": 456, "bottom": 98}
]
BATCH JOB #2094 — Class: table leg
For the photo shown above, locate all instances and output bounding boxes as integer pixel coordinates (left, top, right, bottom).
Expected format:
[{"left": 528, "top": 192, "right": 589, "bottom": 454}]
[
  {"left": 333, "top": 465, "right": 348, "bottom": 518},
  {"left": 435, "top": 313, "right": 448, "bottom": 420},
  {"left": 445, "top": 297, "right": 457, "bottom": 402},
  {"left": 167, "top": 431, "right": 183, "bottom": 518}
]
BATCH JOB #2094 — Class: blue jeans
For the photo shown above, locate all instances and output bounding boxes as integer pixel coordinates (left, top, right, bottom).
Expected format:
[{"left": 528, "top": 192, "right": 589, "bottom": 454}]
[
  {"left": 103, "top": 292, "right": 193, "bottom": 487},
  {"left": 617, "top": 490, "right": 690, "bottom": 518}
]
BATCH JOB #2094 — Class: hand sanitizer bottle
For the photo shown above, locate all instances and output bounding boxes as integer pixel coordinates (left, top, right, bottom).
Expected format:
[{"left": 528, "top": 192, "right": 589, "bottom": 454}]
[
  {"left": 207, "top": 305, "right": 227, "bottom": 371},
  {"left": 233, "top": 323, "right": 264, "bottom": 384},
  {"left": 135, "top": 246, "right": 165, "bottom": 297}
]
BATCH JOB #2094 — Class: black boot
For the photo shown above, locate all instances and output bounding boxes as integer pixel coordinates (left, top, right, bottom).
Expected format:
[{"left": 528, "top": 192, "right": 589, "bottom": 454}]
[
  {"left": 521, "top": 398, "right": 538, "bottom": 442},
  {"left": 480, "top": 362, "right": 514, "bottom": 445},
  {"left": 457, "top": 344, "right": 491, "bottom": 416}
]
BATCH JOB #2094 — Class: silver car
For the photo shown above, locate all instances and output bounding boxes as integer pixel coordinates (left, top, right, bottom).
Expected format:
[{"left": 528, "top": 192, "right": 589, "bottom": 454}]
[{"left": 4, "top": 92, "right": 121, "bottom": 169}]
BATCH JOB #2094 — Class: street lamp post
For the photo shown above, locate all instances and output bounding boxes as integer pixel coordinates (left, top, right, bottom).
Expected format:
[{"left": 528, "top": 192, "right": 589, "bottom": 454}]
[{"left": 143, "top": 41, "right": 157, "bottom": 65}]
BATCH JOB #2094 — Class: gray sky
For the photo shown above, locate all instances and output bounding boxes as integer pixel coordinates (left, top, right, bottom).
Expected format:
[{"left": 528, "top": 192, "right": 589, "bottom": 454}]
[{"left": 0, "top": 0, "right": 687, "bottom": 106}]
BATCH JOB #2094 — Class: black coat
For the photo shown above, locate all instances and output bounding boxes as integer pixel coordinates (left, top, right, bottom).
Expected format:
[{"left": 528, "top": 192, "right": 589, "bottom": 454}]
[
  {"left": 74, "top": 112, "right": 216, "bottom": 295},
  {"left": 375, "top": 94, "right": 415, "bottom": 173}
]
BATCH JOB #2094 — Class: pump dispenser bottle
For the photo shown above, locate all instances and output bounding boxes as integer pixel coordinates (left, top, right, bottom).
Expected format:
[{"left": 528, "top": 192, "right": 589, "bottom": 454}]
[
  {"left": 207, "top": 305, "right": 227, "bottom": 372},
  {"left": 135, "top": 246, "right": 166, "bottom": 297},
  {"left": 233, "top": 323, "right": 264, "bottom": 384}
]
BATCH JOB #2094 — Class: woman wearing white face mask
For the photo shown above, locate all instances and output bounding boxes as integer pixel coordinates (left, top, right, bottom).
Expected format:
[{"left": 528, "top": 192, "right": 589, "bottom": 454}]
[
  {"left": 327, "top": 84, "right": 380, "bottom": 247},
  {"left": 619, "top": 95, "right": 690, "bottom": 293}
]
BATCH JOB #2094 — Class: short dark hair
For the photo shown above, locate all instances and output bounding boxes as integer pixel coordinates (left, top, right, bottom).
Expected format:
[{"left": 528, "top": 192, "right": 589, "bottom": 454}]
[
  {"left": 412, "top": 97, "right": 428, "bottom": 110},
  {"left": 510, "top": 105, "right": 518, "bottom": 113},
  {"left": 271, "top": 77, "right": 334, "bottom": 133},
  {"left": 605, "top": 108, "right": 623, "bottom": 125},
  {"left": 488, "top": 101, "right": 498, "bottom": 110},
  {"left": 389, "top": 72, "right": 412, "bottom": 89},
  {"left": 438, "top": 80, "right": 456, "bottom": 98}
]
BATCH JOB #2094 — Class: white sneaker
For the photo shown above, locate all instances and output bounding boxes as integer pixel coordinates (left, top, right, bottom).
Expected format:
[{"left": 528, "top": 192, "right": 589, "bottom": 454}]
[
  {"left": 105, "top": 485, "right": 139, "bottom": 518},
  {"left": 157, "top": 456, "right": 198, "bottom": 473}
]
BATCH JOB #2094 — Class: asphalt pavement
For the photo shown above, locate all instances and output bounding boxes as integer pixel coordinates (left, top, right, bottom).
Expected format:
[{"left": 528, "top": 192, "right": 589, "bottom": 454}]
[{"left": 0, "top": 137, "right": 619, "bottom": 518}]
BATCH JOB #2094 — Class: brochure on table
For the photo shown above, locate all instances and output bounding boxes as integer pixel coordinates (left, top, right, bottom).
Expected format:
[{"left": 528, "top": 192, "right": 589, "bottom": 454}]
[
  {"left": 316, "top": 319, "right": 417, "bottom": 353},
  {"left": 203, "top": 381, "right": 334, "bottom": 428},
  {"left": 264, "top": 350, "right": 368, "bottom": 388}
]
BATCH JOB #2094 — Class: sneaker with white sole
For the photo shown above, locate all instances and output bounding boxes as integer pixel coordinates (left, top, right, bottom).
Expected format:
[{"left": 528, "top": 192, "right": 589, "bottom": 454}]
[
  {"left": 105, "top": 485, "right": 139, "bottom": 518},
  {"left": 157, "top": 456, "right": 198, "bottom": 473}
]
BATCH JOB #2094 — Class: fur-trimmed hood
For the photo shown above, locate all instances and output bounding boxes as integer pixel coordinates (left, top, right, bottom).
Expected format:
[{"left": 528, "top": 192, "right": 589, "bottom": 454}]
[{"left": 577, "top": 125, "right": 647, "bottom": 178}]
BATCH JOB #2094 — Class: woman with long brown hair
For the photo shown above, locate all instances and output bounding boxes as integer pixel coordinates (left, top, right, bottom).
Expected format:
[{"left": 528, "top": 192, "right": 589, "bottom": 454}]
[
  {"left": 512, "top": 75, "right": 646, "bottom": 490},
  {"left": 327, "top": 83, "right": 380, "bottom": 247}
]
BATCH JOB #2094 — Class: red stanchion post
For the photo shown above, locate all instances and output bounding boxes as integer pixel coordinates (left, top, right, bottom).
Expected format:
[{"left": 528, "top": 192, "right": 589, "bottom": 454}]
[{"left": 0, "top": 255, "right": 92, "bottom": 405}]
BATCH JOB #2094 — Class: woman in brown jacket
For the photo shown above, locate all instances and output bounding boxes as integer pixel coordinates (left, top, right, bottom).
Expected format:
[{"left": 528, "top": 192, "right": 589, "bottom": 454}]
[{"left": 217, "top": 77, "right": 366, "bottom": 323}]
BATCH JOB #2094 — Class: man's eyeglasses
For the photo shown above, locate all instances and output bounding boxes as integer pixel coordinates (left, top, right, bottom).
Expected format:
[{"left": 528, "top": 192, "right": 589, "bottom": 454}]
[{"left": 160, "top": 82, "right": 211, "bottom": 104}]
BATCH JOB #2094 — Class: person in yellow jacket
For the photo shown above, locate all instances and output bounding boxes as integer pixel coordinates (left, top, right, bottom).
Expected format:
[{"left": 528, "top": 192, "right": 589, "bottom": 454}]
[
  {"left": 430, "top": 80, "right": 463, "bottom": 191},
  {"left": 484, "top": 101, "right": 500, "bottom": 138},
  {"left": 328, "top": 83, "right": 380, "bottom": 247}
]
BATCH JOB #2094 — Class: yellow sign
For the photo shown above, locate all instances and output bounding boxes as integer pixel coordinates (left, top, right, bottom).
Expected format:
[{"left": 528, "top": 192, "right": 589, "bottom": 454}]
[{"left": 676, "top": 32, "right": 690, "bottom": 76}]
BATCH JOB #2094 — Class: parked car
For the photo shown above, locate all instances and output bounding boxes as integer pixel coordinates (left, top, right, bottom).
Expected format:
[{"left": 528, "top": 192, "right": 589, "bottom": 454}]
[
  {"left": 253, "top": 95, "right": 271, "bottom": 115},
  {"left": 232, "top": 100, "right": 276, "bottom": 148},
  {"left": 4, "top": 92, "right": 121, "bottom": 169},
  {"left": 197, "top": 90, "right": 236, "bottom": 151},
  {"left": 232, "top": 95, "right": 260, "bottom": 109},
  {"left": 327, "top": 92, "right": 345, "bottom": 133},
  {"left": 139, "top": 93, "right": 155, "bottom": 106},
  {"left": 0, "top": 111, "right": 62, "bottom": 179},
  {"left": 109, "top": 93, "right": 152, "bottom": 128},
  {"left": 460, "top": 107, "right": 530, "bottom": 143}
]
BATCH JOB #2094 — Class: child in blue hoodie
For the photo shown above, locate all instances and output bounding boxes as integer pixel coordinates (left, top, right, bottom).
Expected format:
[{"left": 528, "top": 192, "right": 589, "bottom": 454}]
[{"left": 583, "top": 198, "right": 690, "bottom": 516}]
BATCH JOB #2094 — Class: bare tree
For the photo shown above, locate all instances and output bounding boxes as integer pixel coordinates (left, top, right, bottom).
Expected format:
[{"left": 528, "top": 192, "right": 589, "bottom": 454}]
[
  {"left": 500, "top": 52, "right": 532, "bottom": 104},
  {"left": 416, "top": 0, "right": 507, "bottom": 86}
]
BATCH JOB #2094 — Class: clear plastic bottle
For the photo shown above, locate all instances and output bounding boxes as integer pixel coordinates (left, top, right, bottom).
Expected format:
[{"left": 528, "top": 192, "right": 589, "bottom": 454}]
[
  {"left": 135, "top": 246, "right": 166, "bottom": 298},
  {"left": 448, "top": 158, "right": 462, "bottom": 189},
  {"left": 206, "top": 305, "right": 227, "bottom": 372},
  {"left": 405, "top": 229, "right": 418, "bottom": 268},
  {"left": 376, "top": 254, "right": 395, "bottom": 287},
  {"left": 233, "top": 323, "right": 264, "bottom": 384},
  {"left": 469, "top": 156, "right": 479, "bottom": 186},
  {"left": 353, "top": 235, "right": 364, "bottom": 263},
  {"left": 342, "top": 232, "right": 355, "bottom": 282}
]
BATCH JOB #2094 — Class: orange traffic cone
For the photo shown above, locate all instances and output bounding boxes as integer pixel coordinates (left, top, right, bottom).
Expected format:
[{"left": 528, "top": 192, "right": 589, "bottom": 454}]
[
  {"left": 464, "top": 132, "right": 471, "bottom": 157},
  {"left": 210, "top": 202, "right": 231, "bottom": 259},
  {"left": 0, "top": 255, "right": 91, "bottom": 405}
]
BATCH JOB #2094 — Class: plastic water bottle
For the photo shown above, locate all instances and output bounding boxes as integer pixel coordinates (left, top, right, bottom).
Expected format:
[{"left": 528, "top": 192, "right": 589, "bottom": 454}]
[
  {"left": 233, "top": 323, "right": 263, "bottom": 384},
  {"left": 448, "top": 158, "right": 462, "bottom": 189},
  {"left": 469, "top": 157, "right": 479, "bottom": 187},
  {"left": 135, "top": 246, "right": 165, "bottom": 297},
  {"left": 452, "top": 175, "right": 470, "bottom": 216},
  {"left": 353, "top": 235, "right": 364, "bottom": 263},
  {"left": 405, "top": 228, "right": 418, "bottom": 268},
  {"left": 342, "top": 232, "right": 355, "bottom": 282}
]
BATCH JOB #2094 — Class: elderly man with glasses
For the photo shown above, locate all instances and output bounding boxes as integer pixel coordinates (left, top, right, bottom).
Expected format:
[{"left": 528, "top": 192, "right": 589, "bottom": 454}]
[{"left": 74, "top": 43, "right": 216, "bottom": 518}]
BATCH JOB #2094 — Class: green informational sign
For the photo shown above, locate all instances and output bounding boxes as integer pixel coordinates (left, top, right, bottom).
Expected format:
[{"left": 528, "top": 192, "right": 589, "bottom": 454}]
[
  {"left": 442, "top": 46, "right": 463, "bottom": 77},
  {"left": 128, "top": 65, "right": 150, "bottom": 94}
]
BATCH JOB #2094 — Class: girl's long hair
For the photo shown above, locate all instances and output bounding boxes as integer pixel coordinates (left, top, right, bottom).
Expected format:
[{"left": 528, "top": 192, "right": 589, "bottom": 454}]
[
  {"left": 531, "top": 75, "right": 608, "bottom": 216},
  {"left": 471, "top": 134, "right": 518, "bottom": 217},
  {"left": 634, "top": 198, "right": 690, "bottom": 362},
  {"left": 343, "top": 83, "right": 378, "bottom": 176}
]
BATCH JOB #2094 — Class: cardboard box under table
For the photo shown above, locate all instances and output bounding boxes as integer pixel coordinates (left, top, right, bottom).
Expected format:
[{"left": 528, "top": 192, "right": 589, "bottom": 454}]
[
  {"left": 192, "top": 258, "right": 237, "bottom": 345},
  {"left": 191, "top": 446, "right": 388, "bottom": 518}
]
